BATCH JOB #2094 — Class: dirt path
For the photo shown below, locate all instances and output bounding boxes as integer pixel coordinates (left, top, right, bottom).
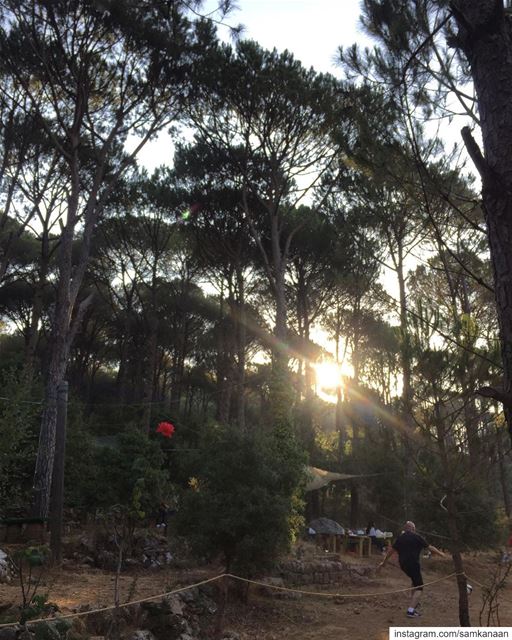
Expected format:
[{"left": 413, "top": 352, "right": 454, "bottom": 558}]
[
  {"left": 0, "top": 554, "right": 510, "bottom": 639},
  {"left": 220, "top": 554, "right": 512, "bottom": 639}
]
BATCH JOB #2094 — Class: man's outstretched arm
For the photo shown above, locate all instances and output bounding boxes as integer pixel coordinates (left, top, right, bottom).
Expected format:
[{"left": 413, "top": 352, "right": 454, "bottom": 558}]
[
  {"left": 428, "top": 545, "right": 446, "bottom": 558},
  {"left": 378, "top": 546, "right": 395, "bottom": 569}
]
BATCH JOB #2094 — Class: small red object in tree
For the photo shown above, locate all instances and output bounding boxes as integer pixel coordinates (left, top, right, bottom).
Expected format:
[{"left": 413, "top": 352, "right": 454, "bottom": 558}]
[{"left": 156, "top": 421, "right": 175, "bottom": 438}]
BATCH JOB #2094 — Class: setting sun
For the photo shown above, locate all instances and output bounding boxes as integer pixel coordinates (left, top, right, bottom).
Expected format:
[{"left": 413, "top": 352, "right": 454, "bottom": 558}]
[
  {"left": 313, "top": 360, "right": 353, "bottom": 403},
  {"left": 314, "top": 361, "right": 343, "bottom": 390}
]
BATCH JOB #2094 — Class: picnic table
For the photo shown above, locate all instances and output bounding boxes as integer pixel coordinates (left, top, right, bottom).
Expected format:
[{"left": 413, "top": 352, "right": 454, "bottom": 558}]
[{"left": 342, "top": 534, "right": 372, "bottom": 557}]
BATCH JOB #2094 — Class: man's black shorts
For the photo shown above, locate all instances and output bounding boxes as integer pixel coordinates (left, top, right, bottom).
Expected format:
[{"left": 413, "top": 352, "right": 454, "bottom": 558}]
[{"left": 400, "top": 561, "right": 424, "bottom": 589}]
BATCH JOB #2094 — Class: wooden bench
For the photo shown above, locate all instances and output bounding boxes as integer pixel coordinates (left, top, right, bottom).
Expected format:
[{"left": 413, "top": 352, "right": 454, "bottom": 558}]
[{"left": 0, "top": 517, "right": 47, "bottom": 543}]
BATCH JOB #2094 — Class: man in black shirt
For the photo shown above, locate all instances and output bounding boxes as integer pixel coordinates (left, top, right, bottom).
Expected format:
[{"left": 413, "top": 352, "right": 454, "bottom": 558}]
[{"left": 378, "top": 521, "right": 446, "bottom": 618}]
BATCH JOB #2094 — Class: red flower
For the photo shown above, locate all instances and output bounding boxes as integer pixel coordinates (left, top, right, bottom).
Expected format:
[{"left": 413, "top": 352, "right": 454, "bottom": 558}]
[{"left": 156, "top": 421, "right": 175, "bottom": 438}]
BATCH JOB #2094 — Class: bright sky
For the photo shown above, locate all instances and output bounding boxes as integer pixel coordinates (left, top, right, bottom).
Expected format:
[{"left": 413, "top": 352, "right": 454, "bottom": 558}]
[
  {"left": 221, "top": 0, "right": 366, "bottom": 75},
  {"left": 135, "top": 0, "right": 369, "bottom": 170}
]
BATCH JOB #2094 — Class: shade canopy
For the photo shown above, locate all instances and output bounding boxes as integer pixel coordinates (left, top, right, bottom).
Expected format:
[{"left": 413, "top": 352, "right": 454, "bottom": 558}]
[{"left": 305, "top": 466, "right": 366, "bottom": 492}]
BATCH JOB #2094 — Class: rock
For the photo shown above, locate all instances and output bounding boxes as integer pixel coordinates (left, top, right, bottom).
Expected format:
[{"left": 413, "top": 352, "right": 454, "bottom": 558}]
[
  {"left": 67, "top": 617, "right": 88, "bottom": 640},
  {"left": 197, "top": 594, "right": 217, "bottom": 615},
  {"left": 334, "top": 597, "right": 348, "bottom": 605},
  {"left": 124, "top": 558, "right": 141, "bottom": 568},
  {"left": 140, "top": 601, "right": 188, "bottom": 640},
  {"left": 78, "top": 533, "right": 97, "bottom": 553},
  {"left": 254, "top": 577, "right": 285, "bottom": 597},
  {"left": 0, "top": 627, "right": 18, "bottom": 640},
  {"left": 131, "top": 631, "right": 157, "bottom": 640},
  {"left": 221, "top": 633, "right": 241, "bottom": 640},
  {"left": 96, "top": 550, "right": 117, "bottom": 571},
  {"left": 140, "top": 601, "right": 172, "bottom": 617},
  {"left": 198, "top": 584, "right": 217, "bottom": 599},
  {"left": 73, "top": 604, "right": 92, "bottom": 613},
  {"left": 178, "top": 589, "right": 198, "bottom": 604},
  {"left": 33, "top": 622, "right": 61, "bottom": 640},
  {"left": 166, "top": 595, "right": 184, "bottom": 616},
  {"left": 0, "top": 550, "right": 12, "bottom": 583}
]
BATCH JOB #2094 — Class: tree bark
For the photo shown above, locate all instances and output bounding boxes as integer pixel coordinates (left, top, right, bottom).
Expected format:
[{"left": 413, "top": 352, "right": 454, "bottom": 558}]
[
  {"left": 453, "top": 1, "right": 512, "bottom": 436},
  {"left": 496, "top": 424, "right": 512, "bottom": 518},
  {"left": 24, "top": 235, "right": 50, "bottom": 383},
  {"left": 435, "top": 397, "right": 471, "bottom": 626},
  {"left": 32, "top": 172, "right": 80, "bottom": 517}
]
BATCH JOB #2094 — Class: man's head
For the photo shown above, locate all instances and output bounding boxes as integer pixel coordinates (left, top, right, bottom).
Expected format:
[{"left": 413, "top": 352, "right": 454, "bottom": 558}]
[{"left": 404, "top": 521, "right": 416, "bottom": 532}]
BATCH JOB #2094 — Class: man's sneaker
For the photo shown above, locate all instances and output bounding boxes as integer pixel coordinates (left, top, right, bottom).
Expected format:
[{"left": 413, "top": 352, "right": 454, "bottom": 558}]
[{"left": 407, "top": 609, "right": 421, "bottom": 618}]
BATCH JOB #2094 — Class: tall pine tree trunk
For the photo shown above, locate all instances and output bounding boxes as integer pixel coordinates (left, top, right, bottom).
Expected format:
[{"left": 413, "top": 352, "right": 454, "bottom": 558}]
[
  {"left": 269, "top": 210, "right": 292, "bottom": 431},
  {"left": 32, "top": 175, "right": 80, "bottom": 518},
  {"left": 142, "top": 321, "right": 158, "bottom": 432},
  {"left": 24, "top": 231, "right": 50, "bottom": 383},
  {"left": 454, "top": 2, "right": 512, "bottom": 435},
  {"left": 496, "top": 424, "right": 512, "bottom": 518},
  {"left": 270, "top": 265, "right": 292, "bottom": 429},
  {"left": 235, "top": 265, "right": 246, "bottom": 430},
  {"left": 435, "top": 398, "right": 470, "bottom": 626}
]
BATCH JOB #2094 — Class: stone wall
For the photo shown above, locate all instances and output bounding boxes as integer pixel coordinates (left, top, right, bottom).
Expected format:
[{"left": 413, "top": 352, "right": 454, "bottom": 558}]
[
  {"left": 276, "top": 559, "right": 374, "bottom": 587},
  {"left": 0, "top": 585, "right": 227, "bottom": 640}
]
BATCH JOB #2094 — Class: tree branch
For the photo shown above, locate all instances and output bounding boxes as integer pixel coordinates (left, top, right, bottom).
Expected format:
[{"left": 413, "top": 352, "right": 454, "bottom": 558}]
[
  {"left": 460, "top": 126, "right": 493, "bottom": 186},
  {"left": 476, "top": 386, "right": 512, "bottom": 408}
]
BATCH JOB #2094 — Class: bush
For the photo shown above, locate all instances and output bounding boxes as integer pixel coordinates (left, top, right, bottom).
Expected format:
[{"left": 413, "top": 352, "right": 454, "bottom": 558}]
[
  {"left": 64, "top": 407, "right": 97, "bottom": 509},
  {"left": 66, "top": 425, "right": 171, "bottom": 517},
  {"left": 176, "top": 422, "right": 306, "bottom": 575},
  {"left": 0, "top": 369, "right": 39, "bottom": 515}
]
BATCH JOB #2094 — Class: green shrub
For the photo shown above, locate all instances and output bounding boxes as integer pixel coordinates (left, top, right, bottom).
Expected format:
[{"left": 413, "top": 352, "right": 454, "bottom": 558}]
[
  {"left": 89, "top": 427, "right": 170, "bottom": 515},
  {"left": 176, "top": 422, "right": 306, "bottom": 575},
  {"left": 0, "top": 369, "right": 39, "bottom": 515},
  {"left": 34, "top": 619, "right": 71, "bottom": 640}
]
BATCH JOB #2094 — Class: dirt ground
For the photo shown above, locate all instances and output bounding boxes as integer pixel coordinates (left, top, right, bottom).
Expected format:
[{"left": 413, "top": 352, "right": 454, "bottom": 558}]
[{"left": 0, "top": 552, "right": 511, "bottom": 640}]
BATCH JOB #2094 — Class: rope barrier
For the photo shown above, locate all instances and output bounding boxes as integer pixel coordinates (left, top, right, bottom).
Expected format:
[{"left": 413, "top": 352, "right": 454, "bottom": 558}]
[
  {"left": 0, "top": 569, "right": 464, "bottom": 629},
  {"left": 0, "top": 574, "right": 226, "bottom": 629},
  {"left": 226, "top": 571, "right": 462, "bottom": 598}
]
